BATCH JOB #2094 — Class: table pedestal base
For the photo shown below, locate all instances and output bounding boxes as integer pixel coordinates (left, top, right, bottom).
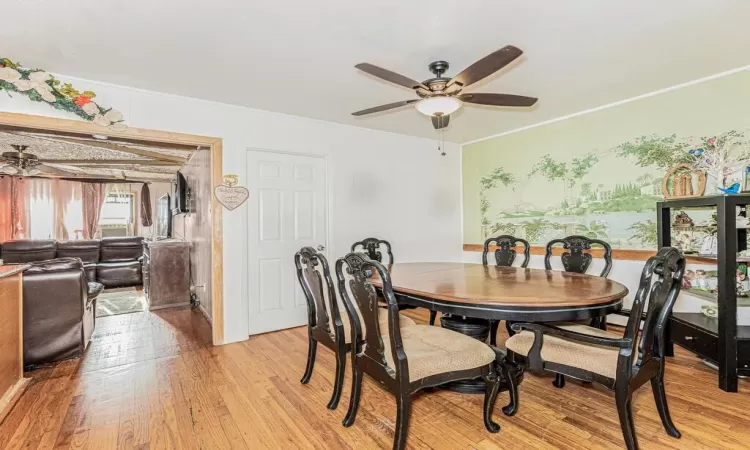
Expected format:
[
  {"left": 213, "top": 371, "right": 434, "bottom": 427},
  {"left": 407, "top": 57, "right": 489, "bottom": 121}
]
[{"left": 439, "top": 315, "right": 524, "bottom": 395}]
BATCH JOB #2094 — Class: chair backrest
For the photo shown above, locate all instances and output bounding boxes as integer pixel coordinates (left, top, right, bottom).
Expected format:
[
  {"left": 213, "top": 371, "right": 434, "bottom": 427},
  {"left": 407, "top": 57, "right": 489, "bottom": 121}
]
[
  {"left": 336, "top": 252, "right": 405, "bottom": 379},
  {"left": 294, "top": 247, "right": 341, "bottom": 337},
  {"left": 624, "top": 247, "right": 685, "bottom": 368},
  {"left": 482, "top": 235, "right": 531, "bottom": 267},
  {"left": 544, "top": 235, "right": 612, "bottom": 277},
  {"left": 351, "top": 238, "right": 394, "bottom": 264}
]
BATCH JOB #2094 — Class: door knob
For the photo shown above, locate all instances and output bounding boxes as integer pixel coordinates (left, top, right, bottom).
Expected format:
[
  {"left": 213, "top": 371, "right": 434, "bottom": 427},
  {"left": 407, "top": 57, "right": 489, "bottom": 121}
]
[{"left": 317, "top": 245, "right": 325, "bottom": 251}]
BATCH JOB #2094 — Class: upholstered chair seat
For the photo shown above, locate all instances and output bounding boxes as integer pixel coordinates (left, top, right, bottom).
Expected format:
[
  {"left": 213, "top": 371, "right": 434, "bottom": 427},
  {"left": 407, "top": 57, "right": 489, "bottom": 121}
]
[
  {"left": 506, "top": 323, "right": 624, "bottom": 379},
  {"left": 384, "top": 325, "right": 496, "bottom": 381}
]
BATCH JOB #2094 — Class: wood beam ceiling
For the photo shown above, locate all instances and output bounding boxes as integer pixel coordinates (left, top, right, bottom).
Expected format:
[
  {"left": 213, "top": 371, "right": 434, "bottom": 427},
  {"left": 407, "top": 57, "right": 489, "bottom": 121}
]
[
  {"left": 38, "top": 159, "right": 179, "bottom": 166},
  {"left": 34, "top": 135, "right": 189, "bottom": 163}
]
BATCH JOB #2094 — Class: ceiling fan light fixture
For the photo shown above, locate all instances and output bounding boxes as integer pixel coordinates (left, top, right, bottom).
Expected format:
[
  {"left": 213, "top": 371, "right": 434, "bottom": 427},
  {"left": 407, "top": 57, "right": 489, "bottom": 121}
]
[
  {"left": 415, "top": 96, "right": 462, "bottom": 117},
  {"left": 0, "top": 165, "right": 18, "bottom": 175}
]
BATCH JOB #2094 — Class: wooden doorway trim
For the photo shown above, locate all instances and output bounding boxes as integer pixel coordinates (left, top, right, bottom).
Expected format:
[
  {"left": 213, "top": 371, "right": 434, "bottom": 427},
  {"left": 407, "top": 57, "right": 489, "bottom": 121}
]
[{"left": 0, "top": 111, "right": 225, "bottom": 344}]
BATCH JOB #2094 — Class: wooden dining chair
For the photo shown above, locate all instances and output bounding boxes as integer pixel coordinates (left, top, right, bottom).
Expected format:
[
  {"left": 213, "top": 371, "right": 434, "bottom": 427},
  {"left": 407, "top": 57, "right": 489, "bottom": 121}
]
[
  {"left": 544, "top": 235, "right": 614, "bottom": 387},
  {"left": 351, "top": 237, "right": 394, "bottom": 264},
  {"left": 336, "top": 252, "right": 504, "bottom": 450},
  {"left": 504, "top": 247, "right": 685, "bottom": 450},
  {"left": 544, "top": 234, "right": 613, "bottom": 279},
  {"left": 480, "top": 235, "right": 531, "bottom": 345},
  {"left": 295, "top": 246, "right": 416, "bottom": 410}
]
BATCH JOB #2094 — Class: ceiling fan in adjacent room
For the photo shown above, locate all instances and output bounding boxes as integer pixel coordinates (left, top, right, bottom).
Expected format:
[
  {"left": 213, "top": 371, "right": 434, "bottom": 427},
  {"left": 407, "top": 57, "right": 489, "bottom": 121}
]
[
  {"left": 352, "top": 45, "right": 538, "bottom": 130},
  {"left": 0, "top": 145, "right": 80, "bottom": 177}
]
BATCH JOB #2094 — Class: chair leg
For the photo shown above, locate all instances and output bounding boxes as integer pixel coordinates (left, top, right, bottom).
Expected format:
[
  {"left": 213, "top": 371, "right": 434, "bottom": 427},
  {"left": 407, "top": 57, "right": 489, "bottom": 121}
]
[
  {"left": 553, "top": 373, "right": 565, "bottom": 388},
  {"left": 651, "top": 375, "right": 681, "bottom": 438},
  {"left": 501, "top": 358, "right": 520, "bottom": 417},
  {"left": 327, "top": 349, "right": 346, "bottom": 410},
  {"left": 591, "top": 316, "right": 608, "bottom": 330},
  {"left": 505, "top": 321, "right": 516, "bottom": 337},
  {"left": 343, "top": 359, "right": 362, "bottom": 427},
  {"left": 482, "top": 371, "right": 501, "bottom": 433},
  {"left": 615, "top": 389, "right": 639, "bottom": 450},
  {"left": 429, "top": 310, "right": 437, "bottom": 325},
  {"left": 393, "top": 393, "right": 412, "bottom": 450},
  {"left": 489, "top": 320, "right": 500, "bottom": 346},
  {"left": 300, "top": 334, "right": 317, "bottom": 384}
]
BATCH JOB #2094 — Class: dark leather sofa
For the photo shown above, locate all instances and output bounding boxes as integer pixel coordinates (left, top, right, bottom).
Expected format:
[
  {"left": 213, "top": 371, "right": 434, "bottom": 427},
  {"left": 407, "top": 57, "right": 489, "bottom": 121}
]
[
  {"left": 1, "top": 237, "right": 145, "bottom": 288},
  {"left": 1, "top": 237, "right": 144, "bottom": 366}
]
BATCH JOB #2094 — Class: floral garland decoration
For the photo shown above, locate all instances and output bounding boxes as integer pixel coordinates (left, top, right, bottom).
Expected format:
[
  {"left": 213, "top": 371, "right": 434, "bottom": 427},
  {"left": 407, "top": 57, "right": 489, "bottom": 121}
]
[{"left": 0, "top": 58, "right": 125, "bottom": 130}]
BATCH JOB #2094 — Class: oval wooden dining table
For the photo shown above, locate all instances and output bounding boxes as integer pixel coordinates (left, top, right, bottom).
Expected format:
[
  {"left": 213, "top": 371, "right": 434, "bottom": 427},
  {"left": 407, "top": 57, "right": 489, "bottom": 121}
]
[
  {"left": 381, "top": 262, "right": 628, "bottom": 323},
  {"left": 374, "top": 262, "right": 629, "bottom": 400}
]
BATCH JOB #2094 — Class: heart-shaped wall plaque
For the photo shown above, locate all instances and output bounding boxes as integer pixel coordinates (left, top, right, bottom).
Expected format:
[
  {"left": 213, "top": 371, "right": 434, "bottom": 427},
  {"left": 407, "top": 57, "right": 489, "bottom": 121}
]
[{"left": 214, "top": 174, "right": 249, "bottom": 210}]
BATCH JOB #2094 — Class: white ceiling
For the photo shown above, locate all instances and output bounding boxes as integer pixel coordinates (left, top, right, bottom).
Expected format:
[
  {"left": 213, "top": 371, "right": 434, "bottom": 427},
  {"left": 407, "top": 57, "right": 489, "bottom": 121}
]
[{"left": 2, "top": 1, "right": 750, "bottom": 143}]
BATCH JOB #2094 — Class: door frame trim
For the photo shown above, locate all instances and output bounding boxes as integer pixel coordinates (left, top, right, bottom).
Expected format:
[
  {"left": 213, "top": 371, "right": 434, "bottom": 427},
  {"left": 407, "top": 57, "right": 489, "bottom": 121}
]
[
  {"left": 0, "top": 111, "right": 225, "bottom": 344},
  {"left": 245, "top": 147, "right": 331, "bottom": 335}
]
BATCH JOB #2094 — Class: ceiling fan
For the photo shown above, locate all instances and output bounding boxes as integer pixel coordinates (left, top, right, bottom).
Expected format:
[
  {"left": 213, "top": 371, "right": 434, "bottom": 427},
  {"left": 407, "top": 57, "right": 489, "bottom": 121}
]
[
  {"left": 352, "top": 45, "right": 538, "bottom": 129},
  {"left": 0, "top": 145, "right": 80, "bottom": 177}
]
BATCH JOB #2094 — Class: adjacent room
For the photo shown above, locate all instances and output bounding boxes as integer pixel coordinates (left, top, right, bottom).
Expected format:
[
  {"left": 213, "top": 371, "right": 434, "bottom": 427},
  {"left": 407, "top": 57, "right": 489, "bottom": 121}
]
[{"left": 1, "top": 2, "right": 750, "bottom": 449}]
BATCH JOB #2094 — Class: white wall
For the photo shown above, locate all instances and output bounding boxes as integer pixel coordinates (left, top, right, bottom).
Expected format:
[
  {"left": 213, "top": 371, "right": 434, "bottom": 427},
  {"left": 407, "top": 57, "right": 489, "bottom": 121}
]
[{"left": 0, "top": 75, "right": 462, "bottom": 343}]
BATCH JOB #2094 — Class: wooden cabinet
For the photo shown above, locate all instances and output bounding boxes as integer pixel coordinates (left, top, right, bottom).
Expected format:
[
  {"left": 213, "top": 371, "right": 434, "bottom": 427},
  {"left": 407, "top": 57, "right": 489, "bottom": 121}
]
[
  {"left": 143, "top": 240, "right": 191, "bottom": 310},
  {"left": 0, "top": 265, "right": 29, "bottom": 425}
]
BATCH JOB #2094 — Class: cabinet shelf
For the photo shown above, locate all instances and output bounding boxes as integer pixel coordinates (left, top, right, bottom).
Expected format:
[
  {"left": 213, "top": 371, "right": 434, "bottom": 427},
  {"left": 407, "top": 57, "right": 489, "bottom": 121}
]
[{"left": 659, "top": 194, "right": 750, "bottom": 392}]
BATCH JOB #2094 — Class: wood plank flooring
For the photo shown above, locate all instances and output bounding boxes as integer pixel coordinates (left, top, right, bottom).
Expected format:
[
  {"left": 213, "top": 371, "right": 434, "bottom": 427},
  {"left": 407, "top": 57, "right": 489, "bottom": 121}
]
[{"left": 1, "top": 307, "right": 748, "bottom": 449}]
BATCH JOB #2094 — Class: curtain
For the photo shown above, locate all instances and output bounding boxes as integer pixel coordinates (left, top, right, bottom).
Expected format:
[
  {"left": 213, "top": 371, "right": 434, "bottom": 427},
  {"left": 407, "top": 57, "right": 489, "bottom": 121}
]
[
  {"left": 140, "top": 183, "right": 153, "bottom": 227},
  {"left": 0, "top": 176, "right": 27, "bottom": 241},
  {"left": 82, "top": 183, "right": 107, "bottom": 239},
  {"left": 24, "top": 178, "right": 83, "bottom": 240}
]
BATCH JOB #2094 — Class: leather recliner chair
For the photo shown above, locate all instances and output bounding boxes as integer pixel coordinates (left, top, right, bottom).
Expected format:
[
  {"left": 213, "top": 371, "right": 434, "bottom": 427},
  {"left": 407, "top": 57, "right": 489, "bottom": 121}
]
[
  {"left": 97, "top": 236, "right": 144, "bottom": 288},
  {"left": 22, "top": 258, "right": 98, "bottom": 366}
]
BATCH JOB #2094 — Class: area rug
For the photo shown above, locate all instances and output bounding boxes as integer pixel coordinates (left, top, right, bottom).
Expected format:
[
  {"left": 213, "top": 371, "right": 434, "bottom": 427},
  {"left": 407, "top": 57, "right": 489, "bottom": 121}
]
[{"left": 96, "top": 287, "right": 146, "bottom": 317}]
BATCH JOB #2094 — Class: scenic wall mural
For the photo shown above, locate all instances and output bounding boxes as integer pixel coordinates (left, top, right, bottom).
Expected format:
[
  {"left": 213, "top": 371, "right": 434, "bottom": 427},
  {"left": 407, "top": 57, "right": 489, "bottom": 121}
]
[{"left": 463, "top": 69, "right": 750, "bottom": 250}]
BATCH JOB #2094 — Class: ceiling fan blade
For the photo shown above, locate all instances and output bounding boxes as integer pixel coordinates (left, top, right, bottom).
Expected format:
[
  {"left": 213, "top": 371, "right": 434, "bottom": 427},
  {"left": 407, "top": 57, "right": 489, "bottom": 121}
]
[
  {"left": 447, "top": 45, "right": 523, "bottom": 89},
  {"left": 352, "top": 99, "right": 418, "bottom": 116},
  {"left": 355, "top": 63, "right": 429, "bottom": 91},
  {"left": 457, "top": 93, "right": 538, "bottom": 107},
  {"left": 36, "top": 164, "right": 80, "bottom": 177},
  {"left": 431, "top": 115, "right": 450, "bottom": 130}
]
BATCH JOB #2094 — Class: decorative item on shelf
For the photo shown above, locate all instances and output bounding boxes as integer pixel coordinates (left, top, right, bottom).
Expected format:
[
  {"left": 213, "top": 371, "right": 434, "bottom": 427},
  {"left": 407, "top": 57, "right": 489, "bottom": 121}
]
[
  {"left": 0, "top": 57, "right": 125, "bottom": 130},
  {"left": 661, "top": 163, "right": 706, "bottom": 198},
  {"left": 214, "top": 174, "right": 249, "bottom": 210},
  {"left": 674, "top": 231, "right": 699, "bottom": 254},
  {"left": 687, "top": 131, "right": 750, "bottom": 195},
  {"left": 719, "top": 183, "right": 741, "bottom": 195},
  {"left": 701, "top": 304, "right": 718, "bottom": 318},
  {"left": 737, "top": 263, "right": 749, "bottom": 297},
  {"left": 673, "top": 210, "right": 695, "bottom": 230},
  {"left": 698, "top": 212, "right": 719, "bottom": 256},
  {"left": 737, "top": 206, "right": 749, "bottom": 229},
  {"left": 744, "top": 166, "right": 750, "bottom": 193}
]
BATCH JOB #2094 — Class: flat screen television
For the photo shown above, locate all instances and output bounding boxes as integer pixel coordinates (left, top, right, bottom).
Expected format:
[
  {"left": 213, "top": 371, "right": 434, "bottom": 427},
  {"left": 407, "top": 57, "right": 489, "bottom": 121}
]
[
  {"left": 172, "top": 172, "right": 189, "bottom": 214},
  {"left": 156, "top": 194, "right": 172, "bottom": 239}
]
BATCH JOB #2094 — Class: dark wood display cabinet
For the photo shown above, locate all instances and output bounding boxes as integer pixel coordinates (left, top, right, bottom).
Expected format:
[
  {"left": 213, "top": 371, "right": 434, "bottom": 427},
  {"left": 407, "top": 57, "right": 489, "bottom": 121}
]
[{"left": 658, "top": 194, "right": 750, "bottom": 392}]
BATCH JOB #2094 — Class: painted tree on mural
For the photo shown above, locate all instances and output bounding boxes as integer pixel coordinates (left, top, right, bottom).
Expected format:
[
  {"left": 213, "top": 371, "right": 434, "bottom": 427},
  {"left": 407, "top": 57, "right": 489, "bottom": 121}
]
[
  {"left": 615, "top": 134, "right": 690, "bottom": 169},
  {"left": 530, "top": 152, "right": 599, "bottom": 207},
  {"left": 479, "top": 167, "right": 515, "bottom": 238}
]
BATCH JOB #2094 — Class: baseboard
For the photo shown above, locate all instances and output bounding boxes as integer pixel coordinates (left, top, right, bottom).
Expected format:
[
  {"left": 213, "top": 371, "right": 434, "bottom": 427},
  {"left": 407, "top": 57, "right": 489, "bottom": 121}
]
[
  {"left": 148, "top": 301, "right": 191, "bottom": 311},
  {"left": 0, "top": 377, "right": 30, "bottom": 425},
  {"left": 198, "top": 303, "right": 212, "bottom": 324}
]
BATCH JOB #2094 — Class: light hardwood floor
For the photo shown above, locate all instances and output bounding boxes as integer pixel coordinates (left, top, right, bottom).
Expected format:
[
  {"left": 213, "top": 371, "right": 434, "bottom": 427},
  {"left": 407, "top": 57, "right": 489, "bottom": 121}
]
[{"left": 0, "top": 307, "right": 748, "bottom": 449}]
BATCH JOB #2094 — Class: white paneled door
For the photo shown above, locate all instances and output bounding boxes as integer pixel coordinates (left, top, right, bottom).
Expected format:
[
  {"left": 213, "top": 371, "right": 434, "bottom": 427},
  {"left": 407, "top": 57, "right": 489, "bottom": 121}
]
[{"left": 247, "top": 150, "right": 327, "bottom": 335}]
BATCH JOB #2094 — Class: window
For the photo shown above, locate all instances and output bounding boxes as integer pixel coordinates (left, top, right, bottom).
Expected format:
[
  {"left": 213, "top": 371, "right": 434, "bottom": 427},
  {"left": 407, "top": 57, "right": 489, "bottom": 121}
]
[{"left": 99, "top": 192, "right": 135, "bottom": 236}]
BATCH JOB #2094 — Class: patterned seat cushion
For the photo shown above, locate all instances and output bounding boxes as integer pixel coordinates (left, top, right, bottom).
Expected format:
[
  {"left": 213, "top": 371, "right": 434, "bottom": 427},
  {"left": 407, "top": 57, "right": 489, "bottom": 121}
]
[
  {"left": 339, "top": 309, "right": 416, "bottom": 343},
  {"left": 383, "top": 325, "right": 496, "bottom": 381},
  {"left": 505, "top": 324, "right": 623, "bottom": 379}
]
